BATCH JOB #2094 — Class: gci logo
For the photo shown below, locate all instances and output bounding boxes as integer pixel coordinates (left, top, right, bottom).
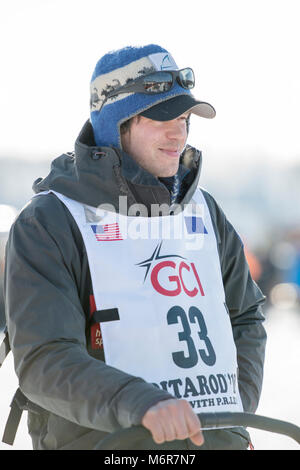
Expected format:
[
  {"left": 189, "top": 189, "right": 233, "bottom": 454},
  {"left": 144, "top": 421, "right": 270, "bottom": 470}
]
[{"left": 137, "top": 242, "right": 205, "bottom": 298}]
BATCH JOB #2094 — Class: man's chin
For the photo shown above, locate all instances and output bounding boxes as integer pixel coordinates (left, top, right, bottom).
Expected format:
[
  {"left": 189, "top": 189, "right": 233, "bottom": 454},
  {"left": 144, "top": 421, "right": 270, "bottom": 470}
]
[{"left": 157, "top": 164, "right": 179, "bottom": 178}]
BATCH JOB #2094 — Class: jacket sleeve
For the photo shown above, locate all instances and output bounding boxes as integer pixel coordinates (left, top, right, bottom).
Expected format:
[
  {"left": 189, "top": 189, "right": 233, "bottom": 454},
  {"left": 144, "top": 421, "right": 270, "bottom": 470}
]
[
  {"left": 203, "top": 190, "right": 267, "bottom": 413},
  {"left": 4, "top": 194, "right": 173, "bottom": 432}
]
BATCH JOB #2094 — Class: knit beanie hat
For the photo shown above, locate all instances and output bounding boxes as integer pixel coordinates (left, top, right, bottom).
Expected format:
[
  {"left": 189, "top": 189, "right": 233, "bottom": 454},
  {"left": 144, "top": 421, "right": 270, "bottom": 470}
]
[{"left": 90, "top": 44, "right": 215, "bottom": 149}]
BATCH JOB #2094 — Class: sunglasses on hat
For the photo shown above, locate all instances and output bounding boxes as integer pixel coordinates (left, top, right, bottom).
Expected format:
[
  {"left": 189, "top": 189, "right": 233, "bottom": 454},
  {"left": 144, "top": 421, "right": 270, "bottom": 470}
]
[{"left": 96, "top": 68, "right": 195, "bottom": 112}]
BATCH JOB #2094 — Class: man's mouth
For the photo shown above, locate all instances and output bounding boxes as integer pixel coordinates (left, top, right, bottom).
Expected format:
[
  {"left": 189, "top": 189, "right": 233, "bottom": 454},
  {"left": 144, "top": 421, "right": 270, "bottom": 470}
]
[{"left": 159, "top": 148, "right": 180, "bottom": 158}]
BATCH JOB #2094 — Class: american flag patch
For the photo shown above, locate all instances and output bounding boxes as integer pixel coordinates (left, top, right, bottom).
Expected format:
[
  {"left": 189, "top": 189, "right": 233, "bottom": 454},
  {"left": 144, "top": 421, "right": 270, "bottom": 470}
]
[{"left": 91, "top": 223, "right": 123, "bottom": 241}]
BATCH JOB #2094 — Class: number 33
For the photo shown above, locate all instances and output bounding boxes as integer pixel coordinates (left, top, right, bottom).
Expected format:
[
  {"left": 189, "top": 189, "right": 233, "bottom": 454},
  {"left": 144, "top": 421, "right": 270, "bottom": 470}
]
[{"left": 167, "top": 306, "right": 216, "bottom": 368}]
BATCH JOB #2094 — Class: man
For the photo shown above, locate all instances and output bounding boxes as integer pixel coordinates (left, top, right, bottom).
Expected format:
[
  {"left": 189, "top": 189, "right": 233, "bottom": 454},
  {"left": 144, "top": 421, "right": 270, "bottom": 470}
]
[{"left": 4, "top": 44, "right": 266, "bottom": 450}]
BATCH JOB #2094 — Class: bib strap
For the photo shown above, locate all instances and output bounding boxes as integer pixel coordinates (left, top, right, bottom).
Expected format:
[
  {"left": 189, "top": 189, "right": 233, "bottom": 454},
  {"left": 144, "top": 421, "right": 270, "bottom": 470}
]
[{"left": 90, "top": 308, "right": 120, "bottom": 324}]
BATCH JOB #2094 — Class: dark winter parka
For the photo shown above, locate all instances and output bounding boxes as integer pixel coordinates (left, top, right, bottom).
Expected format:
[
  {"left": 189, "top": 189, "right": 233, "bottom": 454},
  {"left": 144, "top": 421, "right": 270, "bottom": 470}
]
[{"left": 4, "top": 121, "right": 266, "bottom": 450}]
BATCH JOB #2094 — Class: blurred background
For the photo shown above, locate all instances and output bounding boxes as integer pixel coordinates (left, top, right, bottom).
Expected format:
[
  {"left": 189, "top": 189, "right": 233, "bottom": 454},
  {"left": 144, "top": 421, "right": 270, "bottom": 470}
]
[{"left": 0, "top": 0, "right": 299, "bottom": 450}]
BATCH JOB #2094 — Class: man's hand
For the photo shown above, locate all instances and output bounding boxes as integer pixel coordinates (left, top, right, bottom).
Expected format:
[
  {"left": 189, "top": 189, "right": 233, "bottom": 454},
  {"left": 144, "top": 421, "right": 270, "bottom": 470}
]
[{"left": 141, "top": 398, "right": 204, "bottom": 446}]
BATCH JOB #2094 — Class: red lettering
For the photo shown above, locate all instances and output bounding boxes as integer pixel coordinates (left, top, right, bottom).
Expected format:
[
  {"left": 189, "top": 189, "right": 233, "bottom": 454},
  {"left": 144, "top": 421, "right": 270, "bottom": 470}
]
[
  {"left": 190, "top": 263, "right": 205, "bottom": 296},
  {"left": 150, "top": 261, "right": 205, "bottom": 298},
  {"left": 151, "top": 261, "right": 181, "bottom": 296},
  {"left": 89, "top": 294, "right": 103, "bottom": 349},
  {"left": 178, "top": 262, "right": 198, "bottom": 297}
]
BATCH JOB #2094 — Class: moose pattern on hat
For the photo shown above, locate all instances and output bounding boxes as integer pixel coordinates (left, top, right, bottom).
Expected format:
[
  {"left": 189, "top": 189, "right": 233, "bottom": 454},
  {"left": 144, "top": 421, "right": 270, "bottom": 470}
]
[{"left": 90, "top": 52, "right": 178, "bottom": 112}]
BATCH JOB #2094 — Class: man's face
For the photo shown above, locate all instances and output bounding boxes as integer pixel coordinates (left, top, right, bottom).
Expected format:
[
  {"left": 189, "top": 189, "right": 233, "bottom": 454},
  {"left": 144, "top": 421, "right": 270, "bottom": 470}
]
[{"left": 121, "top": 113, "right": 189, "bottom": 177}]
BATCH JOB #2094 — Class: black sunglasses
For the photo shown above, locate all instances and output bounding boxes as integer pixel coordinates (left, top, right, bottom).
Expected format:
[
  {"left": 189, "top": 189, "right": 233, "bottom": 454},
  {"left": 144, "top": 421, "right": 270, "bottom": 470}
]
[{"left": 94, "top": 68, "right": 195, "bottom": 112}]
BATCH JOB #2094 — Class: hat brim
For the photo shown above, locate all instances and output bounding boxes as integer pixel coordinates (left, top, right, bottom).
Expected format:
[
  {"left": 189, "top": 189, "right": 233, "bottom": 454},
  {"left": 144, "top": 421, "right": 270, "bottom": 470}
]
[{"left": 139, "top": 94, "right": 216, "bottom": 121}]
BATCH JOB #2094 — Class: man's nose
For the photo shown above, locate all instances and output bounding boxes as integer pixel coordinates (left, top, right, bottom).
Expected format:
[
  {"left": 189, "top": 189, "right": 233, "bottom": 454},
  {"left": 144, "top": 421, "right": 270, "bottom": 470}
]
[{"left": 165, "top": 119, "right": 187, "bottom": 140}]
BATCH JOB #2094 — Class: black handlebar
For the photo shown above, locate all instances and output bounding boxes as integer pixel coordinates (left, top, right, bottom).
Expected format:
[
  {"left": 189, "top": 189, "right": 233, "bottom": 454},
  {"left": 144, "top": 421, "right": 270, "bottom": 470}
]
[
  {"left": 2, "top": 330, "right": 299, "bottom": 449},
  {"left": 95, "top": 411, "right": 300, "bottom": 449}
]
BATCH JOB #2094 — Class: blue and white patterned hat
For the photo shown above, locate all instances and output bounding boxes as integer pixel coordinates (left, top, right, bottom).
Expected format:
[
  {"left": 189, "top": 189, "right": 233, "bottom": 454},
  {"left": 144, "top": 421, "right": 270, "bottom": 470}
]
[{"left": 90, "top": 44, "right": 215, "bottom": 149}]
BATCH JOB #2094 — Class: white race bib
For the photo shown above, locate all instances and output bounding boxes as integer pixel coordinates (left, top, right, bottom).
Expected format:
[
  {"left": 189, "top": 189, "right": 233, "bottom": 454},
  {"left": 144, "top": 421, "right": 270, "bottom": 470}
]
[{"left": 41, "top": 189, "right": 243, "bottom": 416}]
